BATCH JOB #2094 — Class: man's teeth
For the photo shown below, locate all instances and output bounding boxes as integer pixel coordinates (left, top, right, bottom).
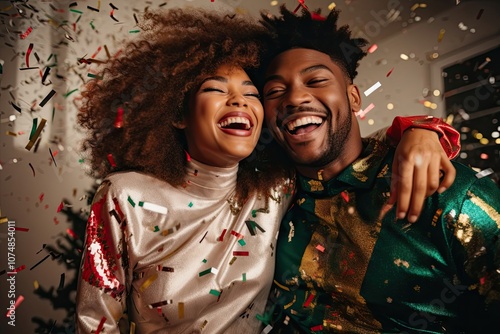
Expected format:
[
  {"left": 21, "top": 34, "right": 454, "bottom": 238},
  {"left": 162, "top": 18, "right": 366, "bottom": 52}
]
[
  {"left": 217, "top": 117, "right": 251, "bottom": 130},
  {"left": 286, "top": 116, "right": 323, "bottom": 131}
]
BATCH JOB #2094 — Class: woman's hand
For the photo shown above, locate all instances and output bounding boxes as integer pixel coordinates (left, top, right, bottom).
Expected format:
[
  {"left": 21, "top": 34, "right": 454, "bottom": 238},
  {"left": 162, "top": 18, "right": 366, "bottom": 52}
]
[{"left": 388, "top": 128, "right": 456, "bottom": 223}]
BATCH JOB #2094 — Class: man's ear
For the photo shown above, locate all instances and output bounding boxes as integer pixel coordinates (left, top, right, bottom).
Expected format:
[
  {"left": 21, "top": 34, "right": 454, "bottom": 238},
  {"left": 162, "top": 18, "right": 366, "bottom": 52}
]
[
  {"left": 347, "top": 84, "right": 362, "bottom": 113},
  {"left": 172, "top": 119, "right": 186, "bottom": 129}
]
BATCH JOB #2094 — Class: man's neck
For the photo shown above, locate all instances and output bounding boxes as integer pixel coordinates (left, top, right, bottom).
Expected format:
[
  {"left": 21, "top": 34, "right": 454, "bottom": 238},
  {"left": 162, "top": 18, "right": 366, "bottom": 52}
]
[{"left": 295, "top": 138, "right": 363, "bottom": 182}]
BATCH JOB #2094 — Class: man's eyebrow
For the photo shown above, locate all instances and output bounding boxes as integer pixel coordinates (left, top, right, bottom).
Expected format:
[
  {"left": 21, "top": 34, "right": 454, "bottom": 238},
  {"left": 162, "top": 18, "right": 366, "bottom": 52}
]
[{"left": 264, "top": 64, "right": 334, "bottom": 85}]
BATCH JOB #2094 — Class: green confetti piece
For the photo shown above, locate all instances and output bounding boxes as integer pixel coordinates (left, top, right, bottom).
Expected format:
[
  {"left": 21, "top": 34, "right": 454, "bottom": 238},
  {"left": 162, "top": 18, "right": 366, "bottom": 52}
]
[
  {"left": 129, "top": 29, "right": 140, "bottom": 33},
  {"left": 70, "top": 9, "right": 83, "bottom": 14},
  {"left": 202, "top": 259, "right": 207, "bottom": 263},
  {"left": 78, "top": 158, "right": 84, "bottom": 163},
  {"left": 29, "top": 118, "right": 38, "bottom": 140},
  {"left": 188, "top": 202, "right": 193, "bottom": 207},
  {"left": 127, "top": 196, "right": 135, "bottom": 207},
  {"left": 238, "top": 239, "right": 246, "bottom": 246},
  {"left": 63, "top": 88, "right": 78, "bottom": 98},
  {"left": 153, "top": 225, "right": 159, "bottom": 232},
  {"left": 199, "top": 268, "right": 211, "bottom": 277},
  {"left": 251, "top": 210, "right": 257, "bottom": 217},
  {"left": 90, "top": 20, "right": 95, "bottom": 30},
  {"left": 242, "top": 273, "right": 246, "bottom": 282},
  {"left": 209, "top": 289, "right": 221, "bottom": 297}
]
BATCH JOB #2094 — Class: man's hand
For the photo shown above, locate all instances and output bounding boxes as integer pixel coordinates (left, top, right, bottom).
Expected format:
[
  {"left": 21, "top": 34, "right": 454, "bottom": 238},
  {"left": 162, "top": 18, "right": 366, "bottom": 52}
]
[{"left": 388, "top": 128, "right": 456, "bottom": 223}]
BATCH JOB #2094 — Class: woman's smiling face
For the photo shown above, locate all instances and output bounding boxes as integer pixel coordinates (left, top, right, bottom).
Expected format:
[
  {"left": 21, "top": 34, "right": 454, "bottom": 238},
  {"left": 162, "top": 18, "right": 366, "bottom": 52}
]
[{"left": 181, "top": 64, "right": 264, "bottom": 167}]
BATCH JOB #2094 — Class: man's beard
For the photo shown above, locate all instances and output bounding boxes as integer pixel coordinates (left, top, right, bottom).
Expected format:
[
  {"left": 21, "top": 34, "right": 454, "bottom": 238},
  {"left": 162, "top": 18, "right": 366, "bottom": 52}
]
[{"left": 297, "top": 98, "right": 353, "bottom": 168}]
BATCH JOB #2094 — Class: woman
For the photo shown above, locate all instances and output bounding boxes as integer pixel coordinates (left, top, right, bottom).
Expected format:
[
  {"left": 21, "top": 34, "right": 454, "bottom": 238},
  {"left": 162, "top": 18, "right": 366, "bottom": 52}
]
[{"left": 75, "top": 8, "right": 458, "bottom": 333}]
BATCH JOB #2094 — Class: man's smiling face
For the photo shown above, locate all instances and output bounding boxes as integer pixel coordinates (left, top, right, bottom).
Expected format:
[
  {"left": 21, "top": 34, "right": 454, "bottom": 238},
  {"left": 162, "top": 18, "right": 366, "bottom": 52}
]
[{"left": 262, "top": 48, "right": 361, "bottom": 168}]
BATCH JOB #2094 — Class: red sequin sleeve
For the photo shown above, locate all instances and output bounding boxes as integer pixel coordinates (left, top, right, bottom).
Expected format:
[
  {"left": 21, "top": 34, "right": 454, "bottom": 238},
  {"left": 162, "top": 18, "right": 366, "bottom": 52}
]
[
  {"left": 76, "top": 180, "right": 129, "bottom": 333},
  {"left": 386, "top": 115, "right": 461, "bottom": 159}
]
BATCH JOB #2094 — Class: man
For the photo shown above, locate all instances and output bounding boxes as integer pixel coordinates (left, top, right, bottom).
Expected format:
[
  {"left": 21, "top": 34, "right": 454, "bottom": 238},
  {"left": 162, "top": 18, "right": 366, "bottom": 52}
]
[{"left": 259, "top": 6, "right": 500, "bottom": 333}]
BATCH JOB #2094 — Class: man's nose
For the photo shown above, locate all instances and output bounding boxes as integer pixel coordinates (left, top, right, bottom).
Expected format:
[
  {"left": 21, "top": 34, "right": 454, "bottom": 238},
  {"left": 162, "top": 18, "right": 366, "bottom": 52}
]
[{"left": 283, "top": 85, "right": 311, "bottom": 111}]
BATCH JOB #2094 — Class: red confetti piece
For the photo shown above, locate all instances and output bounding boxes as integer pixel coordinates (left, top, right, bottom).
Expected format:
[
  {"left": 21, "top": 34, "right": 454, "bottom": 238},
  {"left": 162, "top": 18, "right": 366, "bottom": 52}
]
[
  {"left": 114, "top": 107, "right": 124, "bottom": 128},
  {"left": 26, "top": 43, "right": 34, "bottom": 68},
  {"left": 107, "top": 153, "right": 117, "bottom": 167},
  {"left": 67, "top": 228, "right": 78, "bottom": 239},
  {"left": 230, "top": 230, "right": 243, "bottom": 239},
  {"left": 91, "top": 46, "right": 102, "bottom": 59},
  {"left": 233, "top": 251, "right": 249, "bottom": 256},
  {"left": 311, "top": 12, "right": 326, "bottom": 21},
  {"left": 293, "top": 0, "right": 308, "bottom": 14},
  {"left": 14, "top": 227, "right": 29, "bottom": 232},
  {"left": 310, "top": 324, "right": 323, "bottom": 331},
  {"left": 5, "top": 295, "right": 24, "bottom": 318},
  {"left": 95, "top": 316, "right": 106, "bottom": 334},
  {"left": 218, "top": 229, "right": 227, "bottom": 241},
  {"left": 20, "top": 26, "right": 33, "bottom": 39},
  {"left": 57, "top": 201, "right": 64, "bottom": 212},
  {"left": 39, "top": 193, "right": 45, "bottom": 202},
  {"left": 303, "top": 293, "right": 315, "bottom": 307},
  {"left": 386, "top": 67, "right": 394, "bottom": 77},
  {"left": 10, "top": 265, "right": 26, "bottom": 274},
  {"left": 368, "top": 44, "right": 378, "bottom": 53},
  {"left": 315, "top": 244, "right": 325, "bottom": 252},
  {"left": 341, "top": 191, "right": 349, "bottom": 202}
]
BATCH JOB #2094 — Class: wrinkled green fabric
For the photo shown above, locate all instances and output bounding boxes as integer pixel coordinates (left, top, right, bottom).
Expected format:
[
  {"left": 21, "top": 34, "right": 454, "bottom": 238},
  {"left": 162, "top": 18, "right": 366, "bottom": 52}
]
[{"left": 268, "top": 139, "right": 500, "bottom": 333}]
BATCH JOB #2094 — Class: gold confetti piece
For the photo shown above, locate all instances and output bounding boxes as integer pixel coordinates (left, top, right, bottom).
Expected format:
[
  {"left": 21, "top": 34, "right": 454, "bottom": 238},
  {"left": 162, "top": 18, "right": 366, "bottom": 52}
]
[
  {"left": 437, "top": 28, "right": 445, "bottom": 43},
  {"left": 129, "top": 322, "right": 136, "bottom": 334},
  {"left": 34, "top": 280, "right": 39, "bottom": 290},
  {"left": 139, "top": 273, "right": 158, "bottom": 292},
  {"left": 25, "top": 118, "right": 47, "bottom": 151},
  {"left": 0, "top": 217, "right": 9, "bottom": 224},
  {"left": 178, "top": 302, "right": 184, "bottom": 319}
]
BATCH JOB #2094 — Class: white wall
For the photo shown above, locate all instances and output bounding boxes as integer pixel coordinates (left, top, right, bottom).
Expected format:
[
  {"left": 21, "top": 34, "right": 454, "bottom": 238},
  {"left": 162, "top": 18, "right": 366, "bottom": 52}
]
[{"left": 0, "top": 0, "right": 498, "bottom": 333}]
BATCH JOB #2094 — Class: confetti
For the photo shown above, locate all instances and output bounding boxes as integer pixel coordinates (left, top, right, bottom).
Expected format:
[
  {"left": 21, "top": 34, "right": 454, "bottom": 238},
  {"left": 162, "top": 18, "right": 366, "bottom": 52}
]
[
  {"left": 39, "top": 89, "right": 56, "bottom": 107},
  {"left": 386, "top": 67, "right": 394, "bottom": 77},
  {"left": 95, "top": 316, "right": 106, "bottom": 334},
  {"left": 58, "top": 273, "right": 65, "bottom": 290},
  {"left": 233, "top": 251, "right": 249, "bottom": 256},
  {"left": 477, "top": 57, "right": 491, "bottom": 70},
  {"left": 49, "top": 147, "right": 57, "bottom": 167},
  {"left": 139, "top": 273, "right": 158, "bottom": 292},
  {"left": 199, "top": 267, "right": 218, "bottom": 277},
  {"left": 20, "top": 26, "right": 33, "bottom": 39},
  {"left": 315, "top": 244, "right": 325, "bottom": 252},
  {"left": 303, "top": 293, "right": 315, "bottom": 307},
  {"left": 218, "top": 229, "right": 227, "bottom": 241},
  {"left": 149, "top": 300, "right": 173, "bottom": 308},
  {"left": 5, "top": 295, "right": 24, "bottom": 318},
  {"left": 209, "top": 289, "right": 221, "bottom": 297},
  {"left": 355, "top": 103, "right": 375, "bottom": 119},
  {"left": 363, "top": 81, "right": 381, "bottom": 96},
  {"left": 29, "top": 163, "right": 35, "bottom": 176},
  {"left": 14, "top": 227, "right": 29, "bottom": 232},
  {"left": 245, "top": 220, "right": 265, "bottom": 236},
  {"left": 138, "top": 201, "right": 168, "bottom": 215},
  {"left": 230, "top": 230, "right": 243, "bottom": 239},
  {"left": 25, "top": 118, "right": 47, "bottom": 151},
  {"left": 114, "top": 107, "right": 124, "bottom": 128},
  {"left": 26, "top": 43, "right": 34, "bottom": 68},
  {"left": 437, "top": 29, "right": 445, "bottom": 43},
  {"left": 367, "top": 44, "right": 378, "bottom": 53},
  {"left": 57, "top": 201, "right": 64, "bottom": 212},
  {"left": 107, "top": 153, "right": 117, "bottom": 167},
  {"left": 476, "top": 8, "right": 484, "bottom": 20},
  {"left": 178, "top": 302, "right": 184, "bottom": 319},
  {"left": 475, "top": 168, "right": 493, "bottom": 179}
]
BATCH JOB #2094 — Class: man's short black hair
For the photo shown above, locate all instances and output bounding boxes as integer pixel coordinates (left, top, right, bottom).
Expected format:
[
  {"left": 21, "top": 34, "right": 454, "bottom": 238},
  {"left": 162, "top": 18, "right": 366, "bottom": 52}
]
[{"left": 260, "top": 5, "right": 368, "bottom": 82}]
